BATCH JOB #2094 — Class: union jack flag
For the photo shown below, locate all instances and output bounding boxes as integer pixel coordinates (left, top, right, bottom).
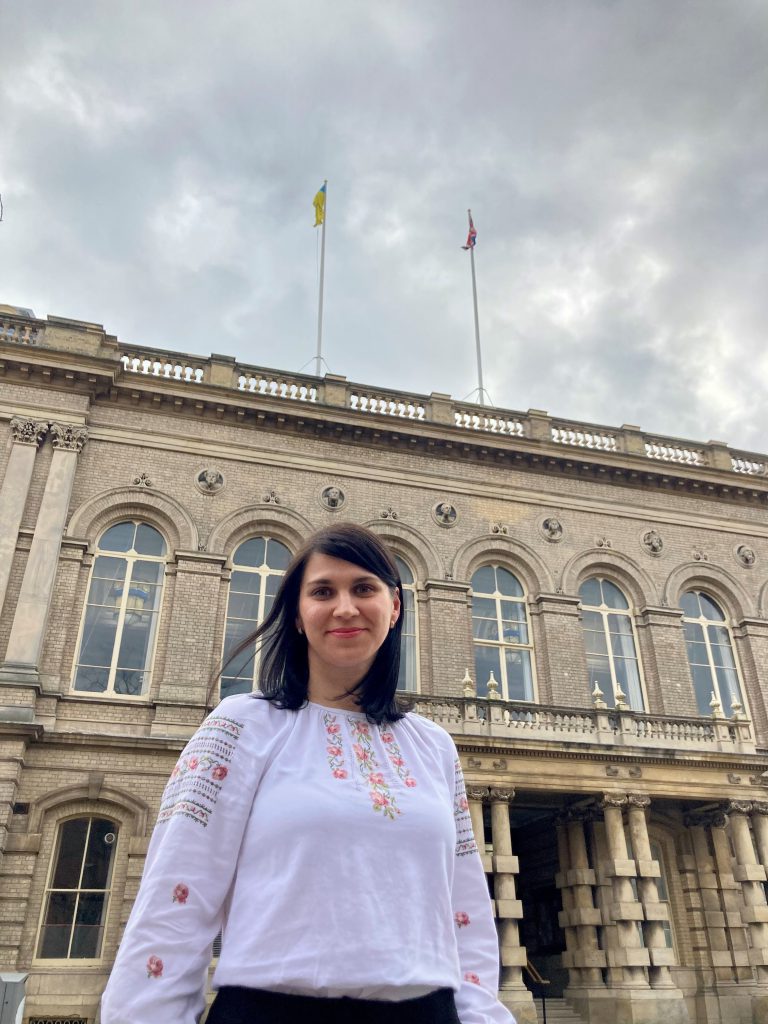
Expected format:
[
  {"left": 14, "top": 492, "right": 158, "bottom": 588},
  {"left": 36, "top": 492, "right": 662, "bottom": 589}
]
[{"left": 462, "top": 216, "right": 477, "bottom": 250}]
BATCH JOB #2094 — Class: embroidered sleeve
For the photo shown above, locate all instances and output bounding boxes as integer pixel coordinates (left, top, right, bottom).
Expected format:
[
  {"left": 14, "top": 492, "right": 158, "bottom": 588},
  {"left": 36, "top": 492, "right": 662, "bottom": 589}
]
[
  {"left": 450, "top": 752, "right": 517, "bottom": 1024},
  {"left": 100, "top": 697, "right": 277, "bottom": 1024}
]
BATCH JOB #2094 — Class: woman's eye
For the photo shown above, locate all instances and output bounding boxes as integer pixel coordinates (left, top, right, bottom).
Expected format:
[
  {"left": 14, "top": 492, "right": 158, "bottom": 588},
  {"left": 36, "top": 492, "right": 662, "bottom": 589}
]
[{"left": 311, "top": 588, "right": 331, "bottom": 598}]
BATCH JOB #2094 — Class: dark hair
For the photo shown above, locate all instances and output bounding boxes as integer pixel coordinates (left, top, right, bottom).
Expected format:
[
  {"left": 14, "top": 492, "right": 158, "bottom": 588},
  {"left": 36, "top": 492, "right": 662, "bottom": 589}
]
[{"left": 210, "top": 523, "right": 406, "bottom": 723}]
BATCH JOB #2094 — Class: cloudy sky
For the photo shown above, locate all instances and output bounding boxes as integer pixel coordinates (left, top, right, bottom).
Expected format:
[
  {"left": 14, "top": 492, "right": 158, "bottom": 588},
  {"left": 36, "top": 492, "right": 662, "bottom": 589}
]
[{"left": 1, "top": 1, "right": 767, "bottom": 452}]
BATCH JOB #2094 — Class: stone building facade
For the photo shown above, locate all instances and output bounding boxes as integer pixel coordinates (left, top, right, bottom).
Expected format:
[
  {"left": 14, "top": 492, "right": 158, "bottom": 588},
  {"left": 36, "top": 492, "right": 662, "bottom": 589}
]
[{"left": 1, "top": 307, "right": 768, "bottom": 1023}]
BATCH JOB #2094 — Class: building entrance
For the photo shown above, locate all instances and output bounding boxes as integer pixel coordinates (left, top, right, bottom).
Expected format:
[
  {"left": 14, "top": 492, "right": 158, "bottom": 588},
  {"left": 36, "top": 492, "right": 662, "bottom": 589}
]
[{"left": 510, "top": 808, "right": 568, "bottom": 997}]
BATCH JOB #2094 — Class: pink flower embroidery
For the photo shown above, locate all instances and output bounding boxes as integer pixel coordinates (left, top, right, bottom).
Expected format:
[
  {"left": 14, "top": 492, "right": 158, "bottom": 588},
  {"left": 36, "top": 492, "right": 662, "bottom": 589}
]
[
  {"left": 211, "top": 765, "right": 228, "bottom": 781},
  {"left": 147, "top": 955, "right": 164, "bottom": 978},
  {"left": 172, "top": 884, "right": 189, "bottom": 904},
  {"left": 323, "top": 713, "right": 349, "bottom": 784},
  {"left": 187, "top": 757, "right": 199, "bottom": 770},
  {"left": 382, "top": 733, "right": 394, "bottom": 744},
  {"left": 379, "top": 727, "right": 418, "bottom": 790},
  {"left": 454, "top": 911, "right": 470, "bottom": 928},
  {"left": 458, "top": 796, "right": 469, "bottom": 811},
  {"left": 327, "top": 723, "right": 341, "bottom": 734},
  {"left": 333, "top": 768, "right": 348, "bottom": 779},
  {"left": 405, "top": 777, "right": 417, "bottom": 788},
  {"left": 368, "top": 772, "right": 385, "bottom": 785},
  {"left": 327, "top": 745, "right": 343, "bottom": 756},
  {"left": 372, "top": 792, "right": 390, "bottom": 808},
  {"left": 464, "top": 972, "right": 480, "bottom": 985}
]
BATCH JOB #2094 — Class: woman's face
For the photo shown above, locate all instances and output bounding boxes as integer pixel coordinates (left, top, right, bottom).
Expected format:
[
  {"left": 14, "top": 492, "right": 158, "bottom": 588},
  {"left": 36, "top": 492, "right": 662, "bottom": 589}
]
[{"left": 296, "top": 552, "right": 400, "bottom": 682}]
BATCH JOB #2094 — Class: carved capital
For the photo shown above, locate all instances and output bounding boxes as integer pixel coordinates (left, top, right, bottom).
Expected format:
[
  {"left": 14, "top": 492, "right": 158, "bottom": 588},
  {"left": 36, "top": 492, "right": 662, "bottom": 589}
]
[
  {"left": 751, "top": 802, "right": 768, "bottom": 817},
  {"left": 725, "top": 800, "right": 754, "bottom": 816},
  {"left": 488, "top": 786, "right": 515, "bottom": 803},
  {"left": 10, "top": 417, "right": 48, "bottom": 447},
  {"left": 600, "top": 793, "right": 628, "bottom": 810},
  {"left": 686, "top": 809, "right": 729, "bottom": 829},
  {"left": 465, "top": 786, "right": 490, "bottom": 802},
  {"left": 627, "top": 793, "right": 651, "bottom": 809},
  {"left": 50, "top": 422, "right": 88, "bottom": 452}
]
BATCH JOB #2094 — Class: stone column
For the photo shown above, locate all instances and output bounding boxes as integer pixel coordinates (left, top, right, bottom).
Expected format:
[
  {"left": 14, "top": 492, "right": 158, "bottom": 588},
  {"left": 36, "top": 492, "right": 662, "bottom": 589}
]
[
  {"left": 565, "top": 811, "right": 605, "bottom": 988},
  {"left": 751, "top": 802, "right": 768, "bottom": 879},
  {"left": 466, "top": 785, "right": 490, "bottom": 870},
  {"left": 489, "top": 788, "right": 526, "bottom": 992},
  {"left": 0, "top": 423, "right": 88, "bottom": 686},
  {"left": 599, "top": 793, "right": 650, "bottom": 988},
  {"left": 727, "top": 801, "right": 768, "bottom": 981},
  {"left": 684, "top": 814, "right": 733, "bottom": 984},
  {"left": 555, "top": 815, "right": 581, "bottom": 988},
  {"left": 708, "top": 811, "right": 751, "bottom": 982},
  {"left": 626, "top": 794, "right": 676, "bottom": 988},
  {"left": 0, "top": 417, "right": 48, "bottom": 619}
]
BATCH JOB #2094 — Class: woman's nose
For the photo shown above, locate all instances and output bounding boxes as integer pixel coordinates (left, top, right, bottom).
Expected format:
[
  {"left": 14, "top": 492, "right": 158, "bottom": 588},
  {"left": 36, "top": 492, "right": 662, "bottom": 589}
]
[{"left": 333, "top": 591, "right": 358, "bottom": 617}]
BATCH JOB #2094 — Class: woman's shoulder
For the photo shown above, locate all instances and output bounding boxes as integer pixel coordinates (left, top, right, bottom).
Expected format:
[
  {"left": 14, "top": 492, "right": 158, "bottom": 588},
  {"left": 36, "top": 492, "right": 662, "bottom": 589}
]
[
  {"left": 208, "top": 692, "right": 294, "bottom": 734},
  {"left": 399, "top": 710, "right": 457, "bottom": 756}
]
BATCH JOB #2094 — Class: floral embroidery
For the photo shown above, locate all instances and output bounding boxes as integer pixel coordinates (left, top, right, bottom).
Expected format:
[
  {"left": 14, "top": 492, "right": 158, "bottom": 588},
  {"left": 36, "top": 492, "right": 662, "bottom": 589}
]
[
  {"left": 159, "top": 714, "right": 243, "bottom": 829},
  {"left": 172, "top": 883, "right": 189, "bottom": 904},
  {"left": 147, "top": 955, "right": 164, "bottom": 978},
  {"left": 379, "top": 726, "right": 418, "bottom": 789},
  {"left": 454, "top": 911, "right": 471, "bottom": 928},
  {"left": 349, "top": 718, "right": 401, "bottom": 819},
  {"left": 453, "top": 758, "right": 477, "bottom": 857},
  {"left": 323, "top": 713, "right": 349, "bottom": 780},
  {"left": 464, "top": 972, "right": 480, "bottom": 985}
]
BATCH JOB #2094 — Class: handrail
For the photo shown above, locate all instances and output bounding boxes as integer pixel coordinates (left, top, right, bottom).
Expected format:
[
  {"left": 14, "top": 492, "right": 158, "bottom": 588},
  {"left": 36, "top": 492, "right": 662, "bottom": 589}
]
[{"left": 524, "top": 960, "right": 550, "bottom": 986}]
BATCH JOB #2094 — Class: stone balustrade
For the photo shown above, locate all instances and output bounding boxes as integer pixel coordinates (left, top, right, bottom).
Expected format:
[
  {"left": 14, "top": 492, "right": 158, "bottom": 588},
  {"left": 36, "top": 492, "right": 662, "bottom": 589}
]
[
  {"left": 2, "top": 314, "right": 768, "bottom": 479},
  {"left": 410, "top": 694, "right": 755, "bottom": 754}
]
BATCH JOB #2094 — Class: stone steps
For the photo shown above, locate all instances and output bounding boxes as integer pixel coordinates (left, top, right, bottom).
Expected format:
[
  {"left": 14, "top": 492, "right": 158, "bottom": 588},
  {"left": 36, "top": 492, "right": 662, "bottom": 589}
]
[{"left": 534, "top": 997, "right": 585, "bottom": 1024}]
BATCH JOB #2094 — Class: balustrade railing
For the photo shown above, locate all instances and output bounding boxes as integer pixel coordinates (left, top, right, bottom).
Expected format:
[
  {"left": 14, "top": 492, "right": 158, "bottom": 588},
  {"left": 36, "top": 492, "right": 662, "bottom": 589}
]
[
  {"left": 410, "top": 694, "right": 754, "bottom": 753},
  {"left": 2, "top": 314, "right": 767, "bottom": 482}
]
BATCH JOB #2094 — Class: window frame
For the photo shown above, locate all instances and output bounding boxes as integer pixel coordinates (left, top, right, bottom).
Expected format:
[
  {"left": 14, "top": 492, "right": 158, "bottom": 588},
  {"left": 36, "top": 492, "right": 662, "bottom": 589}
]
[
  {"left": 33, "top": 814, "right": 119, "bottom": 965},
  {"left": 220, "top": 535, "right": 293, "bottom": 700},
  {"left": 470, "top": 563, "right": 537, "bottom": 702},
  {"left": 578, "top": 576, "right": 647, "bottom": 712},
  {"left": 680, "top": 588, "right": 747, "bottom": 719},
  {"left": 70, "top": 520, "right": 168, "bottom": 700},
  {"left": 394, "top": 555, "right": 420, "bottom": 693}
]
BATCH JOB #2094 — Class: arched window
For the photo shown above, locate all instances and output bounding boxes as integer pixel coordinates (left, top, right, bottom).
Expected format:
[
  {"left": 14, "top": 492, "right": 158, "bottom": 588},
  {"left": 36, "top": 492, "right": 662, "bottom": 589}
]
[
  {"left": 395, "top": 556, "right": 419, "bottom": 692},
  {"left": 73, "top": 521, "right": 167, "bottom": 697},
  {"left": 37, "top": 816, "right": 118, "bottom": 959},
  {"left": 221, "top": 536, "right": 292, "bottom": 699},
  {"left": 681, "top": 590, "right": 744, "bottom": 717},
  {"left": 579, "top": 577, "right": 644, "bottom": 711},
  {"left": 471, "top": 564, "right": 534, "bottom": 700}
]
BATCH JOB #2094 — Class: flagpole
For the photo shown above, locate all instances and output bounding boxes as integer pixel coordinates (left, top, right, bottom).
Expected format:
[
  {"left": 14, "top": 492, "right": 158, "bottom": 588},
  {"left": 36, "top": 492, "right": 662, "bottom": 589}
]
[
  {"left": 315, "top": 179, "right": 327, "bottom": 377},
  {"left": 468, "top": 208, "right": 485, "bottom": 406}
]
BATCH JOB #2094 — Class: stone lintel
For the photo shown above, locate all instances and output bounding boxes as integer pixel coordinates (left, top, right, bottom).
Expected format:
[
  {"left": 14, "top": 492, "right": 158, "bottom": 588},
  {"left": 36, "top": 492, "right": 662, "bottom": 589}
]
[
  {"left": 636, "top": 858, "right": 661, "bottom": 878},
  {"left": 642, "top": 902, "right": 669, "bottom": 921},
  {"left": 602, "top": 858, "right": 637, "bottom": 878},
  {"left": 648, "top": 947, "right": 677, "bottom": 966}
]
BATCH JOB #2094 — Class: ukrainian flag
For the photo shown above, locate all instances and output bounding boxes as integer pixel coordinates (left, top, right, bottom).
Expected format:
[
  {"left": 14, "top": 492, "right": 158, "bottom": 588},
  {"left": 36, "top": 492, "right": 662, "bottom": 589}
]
[{"left": 313, "top": 183, "right": 326, "bottom": 227}]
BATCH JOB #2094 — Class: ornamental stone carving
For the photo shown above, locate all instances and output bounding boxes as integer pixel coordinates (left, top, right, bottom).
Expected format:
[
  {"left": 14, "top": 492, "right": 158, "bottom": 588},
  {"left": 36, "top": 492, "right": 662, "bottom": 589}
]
[
  {"left": 490, "top": 522, "right": 508, "bottom": 535},
  {"left": 752, "top": 803, "right": 768, "bottom": 816},
  {"left": 433, "top": 501, "right": 458, "bottom": 527},
  {"left": 541, "top": 517, "right": 564, "bottom": 542},
  {"left": 10, "top": 417, "right": 48, "bottom": 447},
  {"left": 196, "top": 468, "right": 225, "bottom": 494},
  {"left": 466, "top": 786, "right": 491, "bottom": 802},
  {"left": 50, "top": 422, "right": 88, "bottom": 452},
  {"left": 380, "top": 506, "right": 399, "bottom": 520},
  {"left": 489, "top": 787, "right": 515, "bottom": 802},
  {"left": 262, "top": 489, "right": 281, "bottom": 504},
  {"left": 736, "top": 544, "right": 756, "bottom": 567},
  {"left": 725, "top": 800, "right": 755, "bottom": 816},
  {"left": 627, "top": 793, "right": 651, "bottom": 809},
  {"left": 600, "top": 793, "right": 628, "bottom": 809},
  {"left": 133, "top": 472, "right": 153, "bottom": 487},
  {"left": 595, "top": 536, "right": 612, "bottom": 548},
  {"left": 692, "top": 547, "right": 709, "bottom": 561},
  {"left": 642, "top": 528, "right": 664, "bottom": 555},
  {"left": 321, "top": 485, "right": 346, "bottom": 510}
]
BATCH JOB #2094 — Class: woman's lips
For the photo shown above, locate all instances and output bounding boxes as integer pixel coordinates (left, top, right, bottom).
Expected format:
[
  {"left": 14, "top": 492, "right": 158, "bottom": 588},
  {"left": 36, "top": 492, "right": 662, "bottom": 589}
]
[{"left": 328, "top": 628, "right": 364, "bottom": 636}]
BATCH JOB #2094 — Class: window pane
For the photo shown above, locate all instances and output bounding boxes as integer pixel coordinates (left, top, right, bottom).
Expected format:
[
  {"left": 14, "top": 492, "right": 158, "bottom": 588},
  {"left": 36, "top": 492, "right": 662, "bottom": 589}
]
[
  {"left": 227, "top": 592, "right": 260, "bottom": 621},
  {"left": 113, "top": 670, "right": 145, "bottom": 696},
  {"left": 472, "top": 566, "right": 496, "bottom": 594},
  {"left": 473, "top": 618, "right": 499, "bottom": 642},
  {"left": 73, "top": 666, "right": 110, "bottom": 693},
  {"left": 77, "top": 606, "right": 118, "bottom": 668},
  {"left": 602, "top": 581, "right": 629, "bottom": 610},
  {"left": 699, "top": 594, "right": 725, "bottom": 621},
  {"left": 116, "top": 613, "right": 157, "bottom": 671},
  {"left": 134, "top": 524, "right": 166, "bottom": 556},
  {"left": 583, "top": 629, "right": 608, "bottom": 657},
  {"left": 608, "top": 613, "right": 633, "bottom": 636},
  {"left": 398, "top": 635, "right": 417, "bottom": 691},
  {"left": 472, "top": 596, "right": 497, "bottom": 619},
  {"left": 234, "top": 537, "right": 266, "bottom": 567},
  {"left": 395, "top": 557, "right": 413, "bottom": 585},
  {"left": 586, "top": 656, "right": 612, "bottom": 696},
  {"left": 505, "top": 649, "right": 533, "bottom": 701},
  {"left": 685, "top": 640, "right": 709, "bottom": 666},
  {"left": 502, "top": 619, "right": 528, "bottom": 645},
  {"left": 709, "top": 626, "right": 734, "bottom": 653},
  {"left": 579, "top": 578, "right": 602, "bottom": 607},
  {"left": 131, "top": 560, "right": 164, "bottom": 585},
  {"left": 610, "top": 628, "right": 638, "bottom": 661},
  {"left": 92, "top": 556, "right": 128, "bottom": 582},
  {"left": 220, "top": 677, "right": 253, "bottom": 700},
  {"left": 81, "top": 820, "right": 117, "bottom": 889},
  {"left": 99, "top": 523, "right": 135, "bottom": 552},
  {"left": 52, "top": 820, "right": 88, "bottom": 889},
  {"left": 475, "top": 646, "right": 501, "bottom": 697},
  {"left": 70, "top": 893, "right": 107, "bottom": 958},
  {"left": 615, "top": 658, "right": 643, "bottom": 711},
  {"left": 581, "top": 610, "right": 604, "bottom": 632},
  {"left": 39, "top": 893, "right": 76, "bottom": 958},
  {"left": 496, "top": 568, "right": 524, "bottom": 597},
  {"left": 265, "top": 539, "right": 292, "bottom": 570},
  {"left": 680, "top": 592, "right": 701, "bottom": 618},
  {"left": 501, "top": 600, "right": 526, "bottom": 623},
  {"left": 692, "top": 664, "right": 715, "bottom": 715},
  {"left": 683, "top": 621, "right": 705, "bottom": 644},
  {"left": 716, "top": 667, "right": 742, "bottom": 710}
]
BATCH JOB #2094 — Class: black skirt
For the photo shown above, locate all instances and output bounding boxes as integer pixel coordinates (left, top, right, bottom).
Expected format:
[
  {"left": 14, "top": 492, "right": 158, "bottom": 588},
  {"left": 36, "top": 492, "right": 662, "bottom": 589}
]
[{"left": 206, "top": 985, "right": 461, "bottom": 1024}]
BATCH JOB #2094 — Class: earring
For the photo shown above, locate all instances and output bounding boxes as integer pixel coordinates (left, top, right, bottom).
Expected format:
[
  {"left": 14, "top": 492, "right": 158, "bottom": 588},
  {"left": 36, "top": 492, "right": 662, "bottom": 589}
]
[{"left": 297, "top": 626, "right": 304, "bottom": 635}]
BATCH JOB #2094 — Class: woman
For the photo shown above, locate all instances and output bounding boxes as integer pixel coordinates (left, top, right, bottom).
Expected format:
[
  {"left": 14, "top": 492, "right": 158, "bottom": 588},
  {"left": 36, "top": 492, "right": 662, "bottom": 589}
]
[{"left": 100, "top": 523, "right": 515, "bottom": 1024}]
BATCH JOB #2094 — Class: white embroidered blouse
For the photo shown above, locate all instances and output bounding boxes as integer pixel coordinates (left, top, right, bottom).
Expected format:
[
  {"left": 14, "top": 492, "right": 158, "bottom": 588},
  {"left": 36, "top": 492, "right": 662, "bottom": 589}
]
[{"left": 100, "top": 693, "right": 516, "bottom": 1024}]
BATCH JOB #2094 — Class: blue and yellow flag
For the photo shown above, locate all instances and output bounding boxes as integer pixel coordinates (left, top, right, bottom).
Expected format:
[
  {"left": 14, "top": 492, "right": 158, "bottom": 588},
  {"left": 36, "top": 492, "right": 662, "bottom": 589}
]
[{"left": 313, "top": 183, "right": 326, "bottom": 227}]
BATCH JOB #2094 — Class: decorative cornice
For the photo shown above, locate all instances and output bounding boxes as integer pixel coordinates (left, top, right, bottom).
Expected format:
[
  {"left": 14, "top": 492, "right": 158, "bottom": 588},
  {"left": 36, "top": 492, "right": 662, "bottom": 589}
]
[
  {"left": 50, "top": 422, "right": 88, "bottom": 452},
  {"left": 10, "top": 416, "right": 48, "bottom": 447}
]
